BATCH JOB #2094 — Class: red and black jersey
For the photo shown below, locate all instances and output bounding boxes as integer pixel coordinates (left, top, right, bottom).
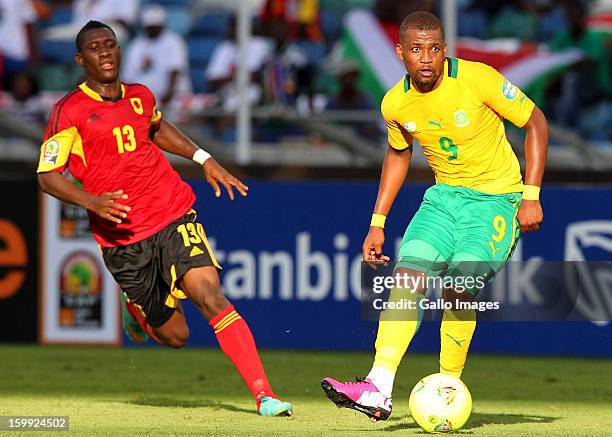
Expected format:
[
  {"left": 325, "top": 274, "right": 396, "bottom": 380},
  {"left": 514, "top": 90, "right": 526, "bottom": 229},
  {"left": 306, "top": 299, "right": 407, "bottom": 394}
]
[{"left": 37, "top": 82, "right": 195, "bottom": 247}]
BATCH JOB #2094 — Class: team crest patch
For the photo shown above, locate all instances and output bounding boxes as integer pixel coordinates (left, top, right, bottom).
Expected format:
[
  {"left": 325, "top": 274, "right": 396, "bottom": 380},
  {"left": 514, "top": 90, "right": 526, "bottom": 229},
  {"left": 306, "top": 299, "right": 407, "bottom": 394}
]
[
  {"left": 403, "top": 121, "right": 417, "bottom": 133},
  {"left": 453, "top": 110, "right": 470, "bottom": 127},
  {"left": 502, "top": 79, "right": 519, "bottom": 100},
  {"left": 43, "top": 139, "right": 60, "bottom": 164},
  {"left": 130, "top": 97, "right": 144, "bottom": 115}
]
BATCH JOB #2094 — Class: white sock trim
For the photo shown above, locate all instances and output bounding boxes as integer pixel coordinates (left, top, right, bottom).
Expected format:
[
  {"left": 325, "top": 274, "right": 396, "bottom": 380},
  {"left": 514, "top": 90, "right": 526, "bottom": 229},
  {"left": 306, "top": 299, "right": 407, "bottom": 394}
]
[{"left": 367, "top": 366, "right": 395, "bottom": 398}]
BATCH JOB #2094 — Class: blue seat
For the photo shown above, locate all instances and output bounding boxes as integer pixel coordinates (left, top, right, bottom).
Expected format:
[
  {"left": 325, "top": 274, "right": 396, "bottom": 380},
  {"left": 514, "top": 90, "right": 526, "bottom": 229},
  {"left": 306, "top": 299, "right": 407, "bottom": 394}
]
[
  {"left": 190, "top": 11, "right": 231, "bottom": 37},
  {"left": 321, "top": 10, "right": 343, "bottom": 43},
  {"left": 44, "top": 6, "right": 73, "bottom": 28},
  {"left": 457, "top": 10, "right": 487, "bottom": 39},
  {"left": 39, "top": 40, "right": 76, "bottom": 64},
  {"left": 190, "top": 66, "right": 212, "bottom": 93},
  {"left": 295, "top": 40, "right": 327, "bottom": 66},
  {"left": 537, "top": 7, "right": 566, "bottom": 42},
  {"left": 165, "top": 6, "right": 192, "bottom": 35},
  {"left": 188, "top": 37, "right": 221, "bottom": 67},
  {"left": 36, "top": 63, "right": 82, "bottom": 91}
]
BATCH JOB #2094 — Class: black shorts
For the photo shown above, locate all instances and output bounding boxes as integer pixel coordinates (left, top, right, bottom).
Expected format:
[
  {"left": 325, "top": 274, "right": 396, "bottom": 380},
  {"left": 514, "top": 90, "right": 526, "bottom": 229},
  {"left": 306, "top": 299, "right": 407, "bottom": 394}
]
[{"left": 102, "top": 210, "right": 220, "bottom": 328}]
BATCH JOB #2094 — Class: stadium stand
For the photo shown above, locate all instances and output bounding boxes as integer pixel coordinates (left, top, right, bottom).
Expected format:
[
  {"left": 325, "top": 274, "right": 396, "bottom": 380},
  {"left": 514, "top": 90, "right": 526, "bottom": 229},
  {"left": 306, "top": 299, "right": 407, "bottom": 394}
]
[{"left": 0, "top": 0, "right": 610, "bottom": 171}]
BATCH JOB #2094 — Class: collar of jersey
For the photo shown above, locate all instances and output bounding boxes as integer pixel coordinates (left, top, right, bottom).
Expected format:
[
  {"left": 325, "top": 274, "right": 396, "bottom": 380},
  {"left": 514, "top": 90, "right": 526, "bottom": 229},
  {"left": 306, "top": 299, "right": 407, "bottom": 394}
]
[{"left": 79, "top": 82, "right": 126, "bottom": 102}]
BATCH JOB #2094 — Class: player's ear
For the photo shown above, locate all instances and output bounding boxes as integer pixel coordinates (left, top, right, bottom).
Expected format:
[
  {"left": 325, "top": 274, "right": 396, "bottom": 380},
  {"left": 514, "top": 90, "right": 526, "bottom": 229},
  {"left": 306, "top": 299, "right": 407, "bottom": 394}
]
[
  {"left": 443, "top": 42, "right": 447, "bottom": 57},
  {"left": 395, "top": 44, "right": 404, "bottom": 61},
  {"left": 75, "top": 52, "right": 84, "bottom": 67}
]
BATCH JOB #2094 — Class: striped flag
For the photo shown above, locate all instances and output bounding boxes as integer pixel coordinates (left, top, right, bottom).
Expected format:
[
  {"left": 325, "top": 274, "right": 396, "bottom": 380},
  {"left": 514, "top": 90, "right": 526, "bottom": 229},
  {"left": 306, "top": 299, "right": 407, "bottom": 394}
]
[{"left": 340, "top": 9, "right": 586, "bottom": 106}]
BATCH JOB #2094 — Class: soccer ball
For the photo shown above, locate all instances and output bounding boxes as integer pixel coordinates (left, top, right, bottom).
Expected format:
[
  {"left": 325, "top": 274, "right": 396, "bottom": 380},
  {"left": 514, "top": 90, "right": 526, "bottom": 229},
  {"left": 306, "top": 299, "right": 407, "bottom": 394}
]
[{"left": 408, "top": 373, "right": 472, "bottom": 433}]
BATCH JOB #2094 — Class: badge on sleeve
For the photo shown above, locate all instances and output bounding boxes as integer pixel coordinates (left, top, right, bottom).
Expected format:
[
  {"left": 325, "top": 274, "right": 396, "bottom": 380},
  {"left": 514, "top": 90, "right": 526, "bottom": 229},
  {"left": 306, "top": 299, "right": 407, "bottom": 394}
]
[
  {"left": 43, "top": 139, "right": 60, "bottom": 164},
  {"left": 502, "top": 79, "right": 519, "bottom": 100}
]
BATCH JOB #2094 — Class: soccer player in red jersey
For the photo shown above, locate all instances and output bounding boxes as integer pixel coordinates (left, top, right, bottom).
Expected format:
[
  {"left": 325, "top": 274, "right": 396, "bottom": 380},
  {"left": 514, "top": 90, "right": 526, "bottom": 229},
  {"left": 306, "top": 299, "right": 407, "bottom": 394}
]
[{"left": 36, "top": 21, "right": 292, "bottom": 417}]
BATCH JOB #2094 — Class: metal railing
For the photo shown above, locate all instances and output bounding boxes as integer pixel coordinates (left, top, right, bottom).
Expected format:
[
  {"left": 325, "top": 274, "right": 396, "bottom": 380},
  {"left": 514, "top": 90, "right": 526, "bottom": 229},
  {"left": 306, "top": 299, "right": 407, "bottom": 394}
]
[{"left": 1, "top": 107, "right": 611, "bottom": 172}]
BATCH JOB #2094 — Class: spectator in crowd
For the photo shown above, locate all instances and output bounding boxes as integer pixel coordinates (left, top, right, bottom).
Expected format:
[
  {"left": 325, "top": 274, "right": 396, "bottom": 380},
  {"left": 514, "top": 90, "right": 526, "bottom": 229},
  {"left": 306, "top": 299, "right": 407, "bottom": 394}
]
[
  {"left": 375, "top": 0, "right": 436, "bottom": 44},
  {"left": 205, "top": 15, "right": 273, "bottom": 111},
  {"left": 326, "top": 60, "right": 380, "bottom": 141},
  {"left": 467, "top": 0, "right": 515, "bottom": 17},
  {"left": 0, "top": 71, "right": 45, "bottom": 125},
  {"left": 122, "top": 4, "right": 191, "bottom": 107},
  {"left": 72, "top": 0, "right": 138, "bottom": 29},
  {"left": 487, "top": 0, "right": 537, "bottom": 40},
  {"left": 0, "top": 0, "right": 39, "bottom": 83},
  {"left": 546, "top": 0, "right": 612, "bottom": 136},
  {"left": 259, "top": 0, "right": 327, "bottom": 110},
  {"left": 44, "top": 0, "right": 139, "bottom": 43},
  {"left": 261, "top": 0, "right": 323, "bottom": 42},
  {"left": 260, "top": 15, "right": 323, "bottom": 110}
]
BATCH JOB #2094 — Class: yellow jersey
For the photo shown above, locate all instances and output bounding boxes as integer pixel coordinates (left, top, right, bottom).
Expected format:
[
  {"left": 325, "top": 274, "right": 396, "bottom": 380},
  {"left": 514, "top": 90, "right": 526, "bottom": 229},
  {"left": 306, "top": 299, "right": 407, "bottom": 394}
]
[{"left": 382, "top": 57, "right": 535, "bottom": 194}]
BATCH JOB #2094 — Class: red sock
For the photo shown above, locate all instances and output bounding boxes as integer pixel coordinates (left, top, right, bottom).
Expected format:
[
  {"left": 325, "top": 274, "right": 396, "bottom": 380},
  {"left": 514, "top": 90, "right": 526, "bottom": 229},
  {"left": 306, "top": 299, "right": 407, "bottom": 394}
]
[
  {"left": 210, "top": 305, "right": 276, "bottom": 405},
  {"left": 125, "top": 299, "right": 162, "bottom": 344}
]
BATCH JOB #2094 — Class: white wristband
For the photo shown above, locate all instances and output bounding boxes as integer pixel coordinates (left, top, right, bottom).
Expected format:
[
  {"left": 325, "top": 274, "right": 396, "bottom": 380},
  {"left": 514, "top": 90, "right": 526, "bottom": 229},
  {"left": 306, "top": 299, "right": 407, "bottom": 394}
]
[{"left": 192, "top": 148, "right": 211, "bottom": 165}]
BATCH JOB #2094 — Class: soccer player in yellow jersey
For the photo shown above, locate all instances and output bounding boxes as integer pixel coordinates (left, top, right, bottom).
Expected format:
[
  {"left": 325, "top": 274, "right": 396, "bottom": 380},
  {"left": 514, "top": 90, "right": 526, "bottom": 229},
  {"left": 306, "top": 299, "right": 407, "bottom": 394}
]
[{"left": 321, "top": 11, "right": 548, "bottom": 422}]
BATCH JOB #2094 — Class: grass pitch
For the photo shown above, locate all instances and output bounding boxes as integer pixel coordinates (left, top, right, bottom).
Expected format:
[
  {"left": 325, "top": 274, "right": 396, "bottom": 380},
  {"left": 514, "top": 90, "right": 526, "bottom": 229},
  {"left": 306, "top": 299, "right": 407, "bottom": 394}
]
[{"left": 0, "top": 345, "right": 609, "bottom": 436}]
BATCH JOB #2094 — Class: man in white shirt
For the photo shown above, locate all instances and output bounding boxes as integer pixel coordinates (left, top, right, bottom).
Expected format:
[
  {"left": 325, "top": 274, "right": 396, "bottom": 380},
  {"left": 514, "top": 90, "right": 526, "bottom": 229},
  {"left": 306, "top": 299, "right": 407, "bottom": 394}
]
[
  {"left": 205, "top": 15, "right": 273, "bottom": 111},
  {"left": 206, "top": 33, "right": 272, "bottom": 87},
  {"left": 44, "top": 0, "right": 138, "bottom": 43},
  {"left": 122, "top": 4, "right": 191, "bottom": 106},
  {"left": 0, "top": 0, "right": 38, "bottom": 80},
  {"left": 72, "top": 0, "right": 138, "bottom": 29}
]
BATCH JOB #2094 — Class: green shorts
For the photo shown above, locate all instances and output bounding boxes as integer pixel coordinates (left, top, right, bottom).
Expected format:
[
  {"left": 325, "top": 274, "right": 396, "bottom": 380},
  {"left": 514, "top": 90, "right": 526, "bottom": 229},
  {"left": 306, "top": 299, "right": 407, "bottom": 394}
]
[{"left": 397, "top": 184, "right": 521, "bottom": 295}]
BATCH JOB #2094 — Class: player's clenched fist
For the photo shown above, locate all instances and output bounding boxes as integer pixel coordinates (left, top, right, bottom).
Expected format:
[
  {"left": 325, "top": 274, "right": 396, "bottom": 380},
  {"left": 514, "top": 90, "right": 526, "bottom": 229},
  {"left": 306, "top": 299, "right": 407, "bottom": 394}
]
[
  {"left": 363, "top": 227, "right": 390, "bottom": 268},
  {"left": 89, "top": 190, "right": 131, "bottom": 224},
  {"left": 203, "top": 158, "right": 249, "bottom": 201},
  {"left": 517, "top": 199, "right": 543, "bottom": 233}
]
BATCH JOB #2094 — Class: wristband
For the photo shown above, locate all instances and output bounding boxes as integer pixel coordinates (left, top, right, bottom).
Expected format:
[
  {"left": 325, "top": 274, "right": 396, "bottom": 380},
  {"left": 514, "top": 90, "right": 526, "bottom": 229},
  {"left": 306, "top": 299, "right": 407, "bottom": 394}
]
[
  {"left": 370, "top": 213, "right": 387, "bottom": 228},
  {"left": 522, "top": 184, "right": 540, "bottom": 201},
  {"left": 192, "top": 148, "right": 212, "bottom": 165}
]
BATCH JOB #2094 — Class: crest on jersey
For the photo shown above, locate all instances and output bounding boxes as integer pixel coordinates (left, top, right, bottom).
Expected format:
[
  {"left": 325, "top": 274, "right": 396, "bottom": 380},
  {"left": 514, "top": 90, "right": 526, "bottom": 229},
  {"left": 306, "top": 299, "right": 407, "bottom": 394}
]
[
  {"left": 43, "top": 139, "right": 60, "bottom": 164},
  {"left": 130, "top": 98, "right": 144, "bottom": 115},
  {"left": 453, "top": 110, "right": 470, "bottom": 128},
  {"left": 403, "top": 121, "right": 417, "bottom": 133},
  {"left": 502, "top": 79, "right": 519, "bottom": 100}
]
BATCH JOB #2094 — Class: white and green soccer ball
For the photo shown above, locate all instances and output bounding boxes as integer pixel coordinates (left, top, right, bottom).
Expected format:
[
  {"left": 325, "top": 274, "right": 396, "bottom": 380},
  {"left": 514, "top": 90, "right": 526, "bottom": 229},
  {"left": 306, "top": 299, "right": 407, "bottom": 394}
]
[{"left": 409, "top": 373, "right": 472, "bottom": 433}]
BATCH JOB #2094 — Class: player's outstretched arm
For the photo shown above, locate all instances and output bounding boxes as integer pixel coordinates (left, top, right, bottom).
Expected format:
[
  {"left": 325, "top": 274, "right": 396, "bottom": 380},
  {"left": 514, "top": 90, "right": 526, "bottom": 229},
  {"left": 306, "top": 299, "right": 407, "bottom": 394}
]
[
  {"left": 518, "top": 106, "right": 548, "bottom": 233},
  {"left": 38, "top": 172, "right": 131, "bottom": 224},
  {"left": 151, "top": 120, "right": 248, "bottom": 200},
  {"left": 363, "top": 146, "right": 412, "bottom": 266}
]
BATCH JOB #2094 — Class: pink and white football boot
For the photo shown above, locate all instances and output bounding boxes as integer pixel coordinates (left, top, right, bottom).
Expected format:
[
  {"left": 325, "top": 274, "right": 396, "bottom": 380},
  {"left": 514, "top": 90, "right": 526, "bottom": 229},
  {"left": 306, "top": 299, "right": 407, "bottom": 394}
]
[{"left": 321, "top": 377, "right": 392, "bottom": 421}]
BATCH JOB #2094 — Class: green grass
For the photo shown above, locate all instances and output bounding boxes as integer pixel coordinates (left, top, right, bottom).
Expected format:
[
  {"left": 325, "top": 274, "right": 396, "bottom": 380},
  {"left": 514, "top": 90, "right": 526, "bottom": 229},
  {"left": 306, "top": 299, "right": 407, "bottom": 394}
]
[{"left": 0, "top": 346, "right": 609, "bottom": 436}]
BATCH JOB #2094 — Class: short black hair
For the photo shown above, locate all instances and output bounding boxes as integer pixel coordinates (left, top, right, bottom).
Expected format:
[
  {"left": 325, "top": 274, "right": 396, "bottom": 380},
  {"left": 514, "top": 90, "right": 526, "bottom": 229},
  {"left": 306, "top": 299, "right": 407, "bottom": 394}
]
[
  {"left": 75, "top": 21, "right": 117, "bottom": 52},
  {"left": 399, "top": 11, "right": 445, "bottom": 42}
]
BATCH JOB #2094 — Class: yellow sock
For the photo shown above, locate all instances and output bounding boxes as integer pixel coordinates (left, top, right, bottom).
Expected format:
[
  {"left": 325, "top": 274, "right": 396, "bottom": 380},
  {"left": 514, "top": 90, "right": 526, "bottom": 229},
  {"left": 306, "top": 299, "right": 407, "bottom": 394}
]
[
  {"left": 372, "top": 288, "right": 424, "bottom": 374},
  {"left": 439, "top": 308, "right": 476, "bottom": 378}
]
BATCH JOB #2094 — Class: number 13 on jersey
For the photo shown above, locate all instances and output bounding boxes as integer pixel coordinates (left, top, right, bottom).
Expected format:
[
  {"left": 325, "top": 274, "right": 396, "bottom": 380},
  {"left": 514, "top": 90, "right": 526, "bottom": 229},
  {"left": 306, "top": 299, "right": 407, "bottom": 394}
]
[{"left": 113, "top": 124, "right": 136, "bottom": 154}]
